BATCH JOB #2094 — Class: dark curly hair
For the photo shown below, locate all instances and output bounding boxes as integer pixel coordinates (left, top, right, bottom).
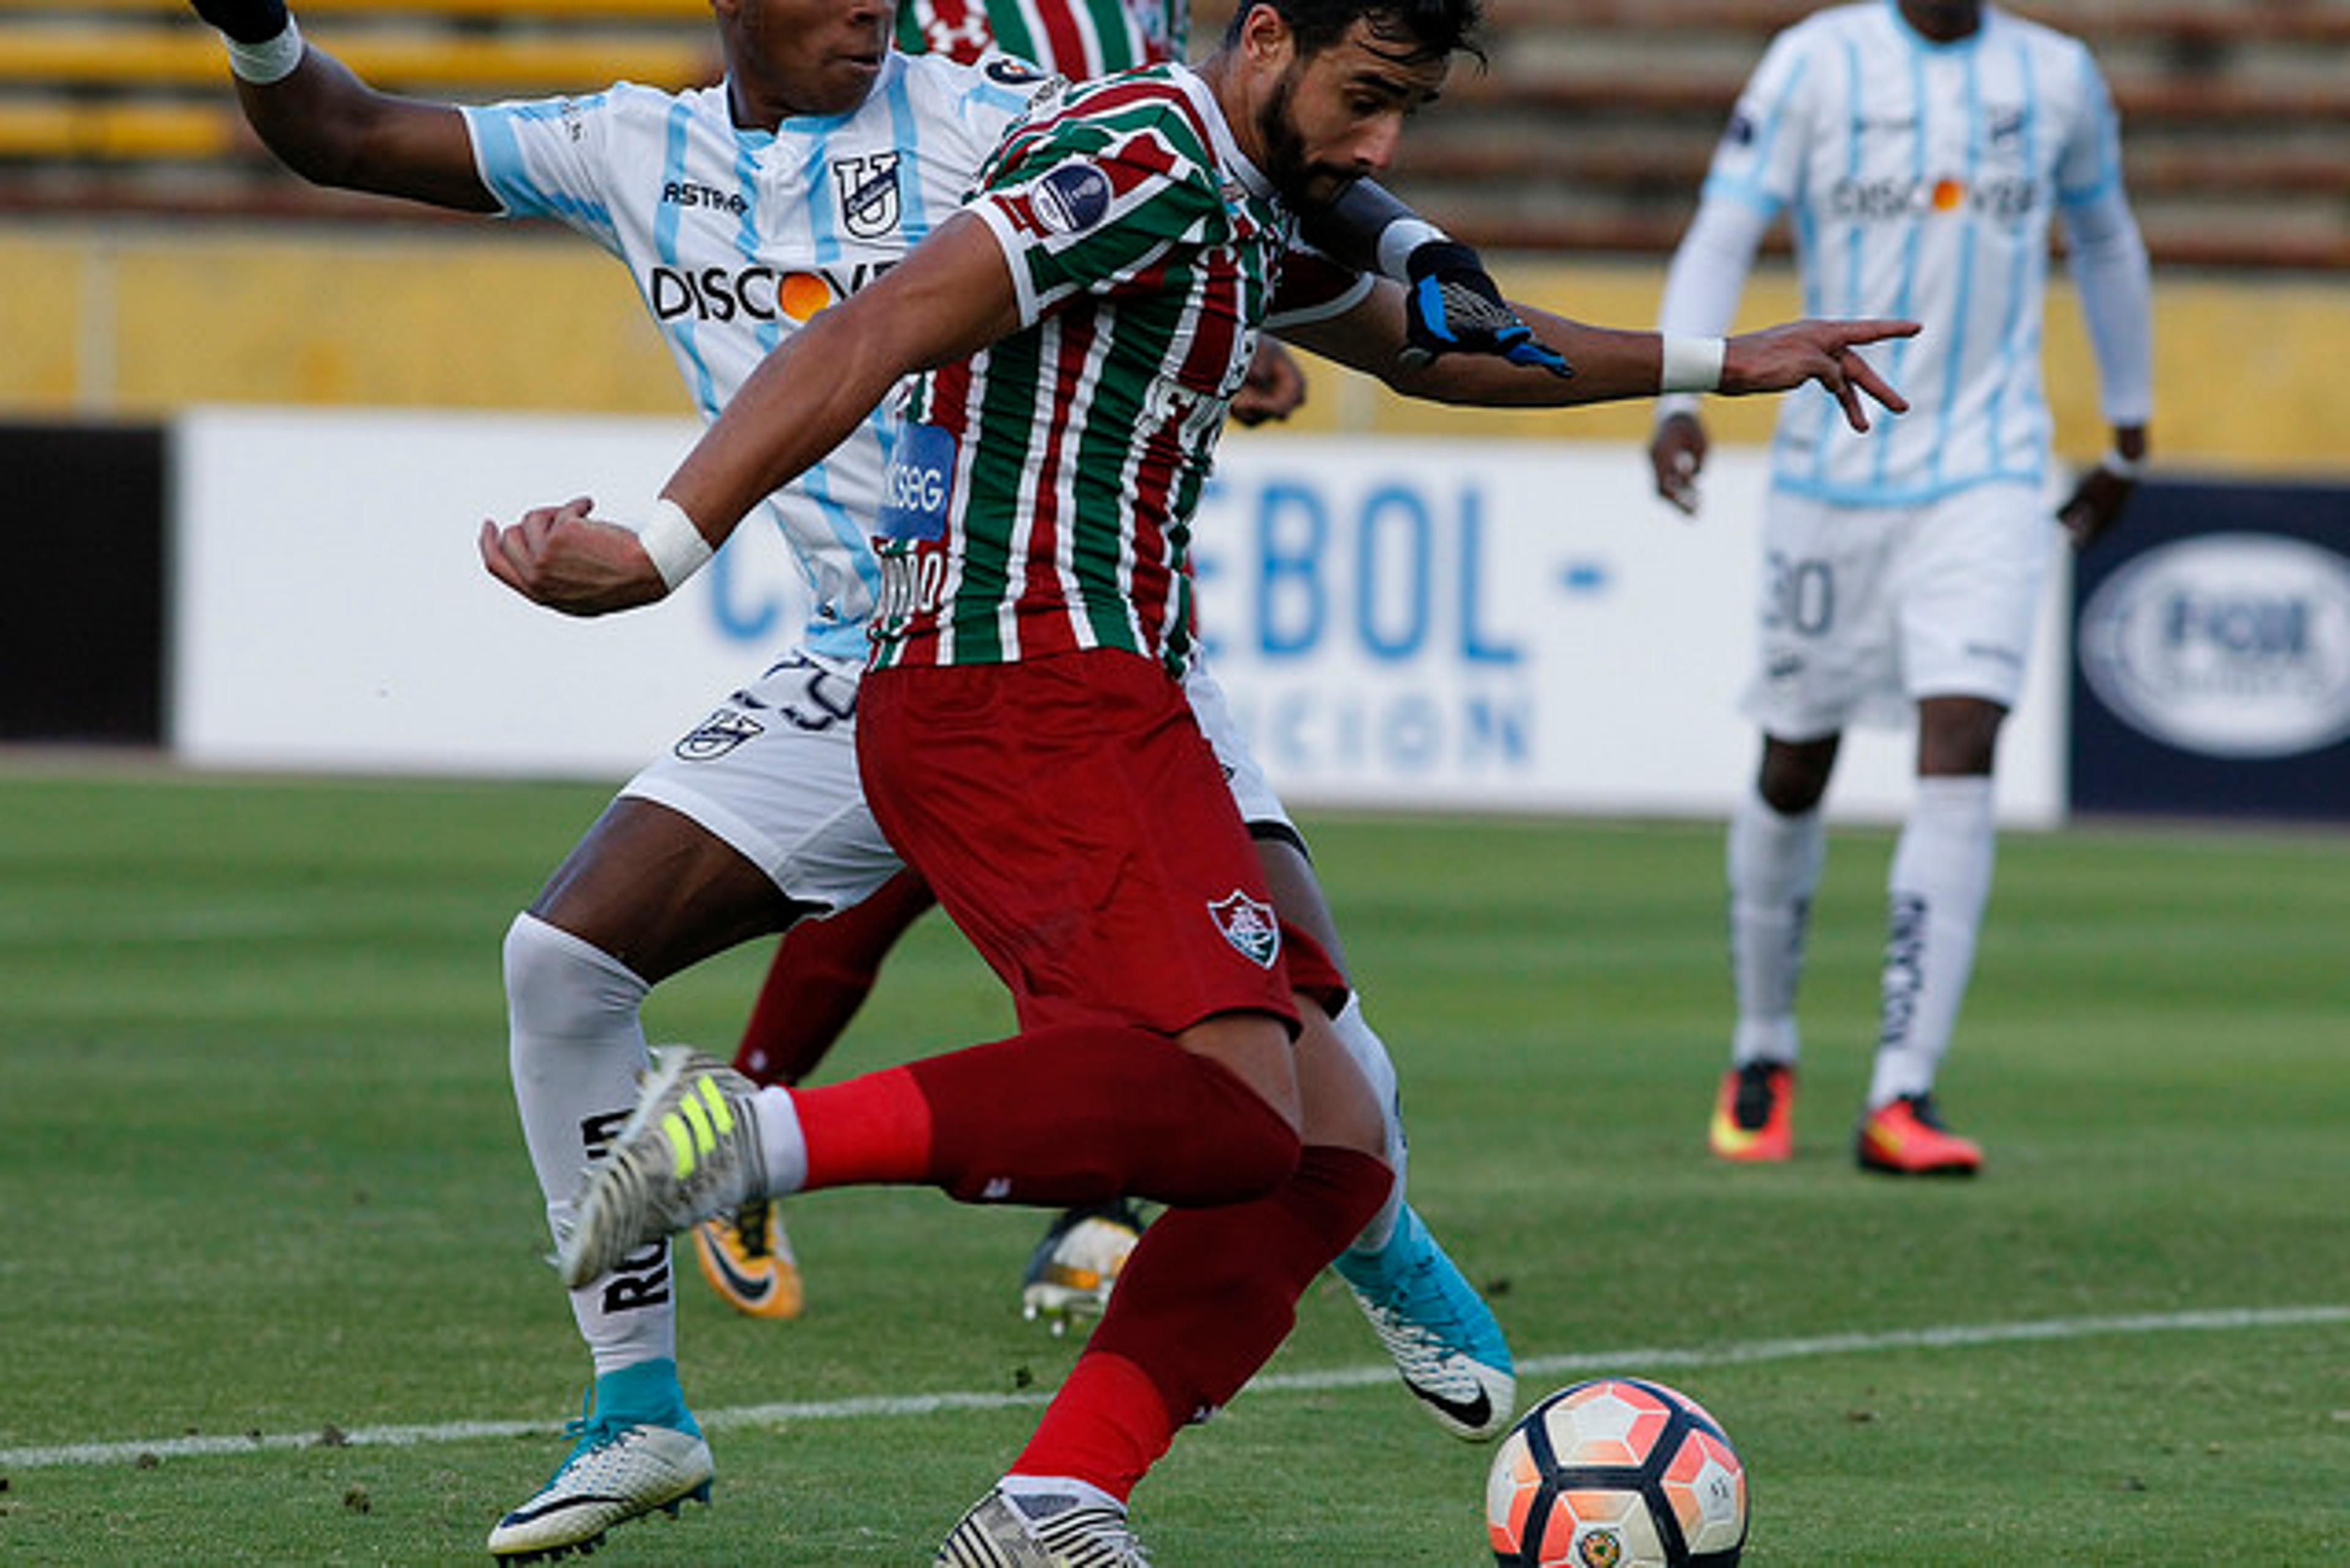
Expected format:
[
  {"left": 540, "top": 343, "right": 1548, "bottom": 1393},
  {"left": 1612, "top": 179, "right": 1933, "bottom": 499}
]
[{"left": 1220, "top": 0, "right": 1486, "bottom": 67}]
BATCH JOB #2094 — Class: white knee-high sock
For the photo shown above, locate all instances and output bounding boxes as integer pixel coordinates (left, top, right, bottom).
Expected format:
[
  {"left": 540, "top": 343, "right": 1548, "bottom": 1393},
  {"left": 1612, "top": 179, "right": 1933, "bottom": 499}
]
[
  {"left": 1726, "top": 786, "right": 1826, "bottom": 1066},
  {"left": 1870, "top": 776, "right": 1996, "bottom": 1108},
  {"left": 504, "top": 911, "right": 674, "bottom": 1376},
  {"left": 1329, "top": 995, "right": 1408, "bottom": 1256}
]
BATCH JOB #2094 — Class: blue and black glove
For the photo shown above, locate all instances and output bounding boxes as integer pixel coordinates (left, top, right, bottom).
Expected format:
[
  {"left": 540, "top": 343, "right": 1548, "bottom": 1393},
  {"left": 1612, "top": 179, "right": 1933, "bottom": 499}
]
[
  {"left": 1399, "top": 242, "right": 1573, "bottom": 378},
  {"left": 191, "top": 0, "right": 289, "bottom": 45}
]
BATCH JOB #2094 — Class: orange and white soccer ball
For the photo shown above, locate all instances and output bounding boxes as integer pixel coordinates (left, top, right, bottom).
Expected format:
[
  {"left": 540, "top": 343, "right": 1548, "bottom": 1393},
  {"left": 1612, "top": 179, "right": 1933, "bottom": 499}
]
[{"left": 1486, "top": 1378, "right": 1748, "bottom": 1567}]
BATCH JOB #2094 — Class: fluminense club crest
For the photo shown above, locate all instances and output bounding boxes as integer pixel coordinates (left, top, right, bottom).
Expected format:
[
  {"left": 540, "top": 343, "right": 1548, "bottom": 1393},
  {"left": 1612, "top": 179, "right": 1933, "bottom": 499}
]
[{"left": 1206, "top": 890, "right": 1280, "bottom": 968}]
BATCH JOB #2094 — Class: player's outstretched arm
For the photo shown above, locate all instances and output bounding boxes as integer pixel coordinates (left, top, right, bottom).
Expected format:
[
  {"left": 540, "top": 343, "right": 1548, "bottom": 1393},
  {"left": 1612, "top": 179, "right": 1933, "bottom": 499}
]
[
  {"left": 190, "top": 0, "right": 495, "bottom": 211},
  {"left": 1284, "top": 281, "right": 1915, "bottom": 427},
  {"left": 483, "top": 214, "right": 1023, "bottom": 617},
  {"left": 1302, "top": 184, "right": 1570, "bottom": 377}
]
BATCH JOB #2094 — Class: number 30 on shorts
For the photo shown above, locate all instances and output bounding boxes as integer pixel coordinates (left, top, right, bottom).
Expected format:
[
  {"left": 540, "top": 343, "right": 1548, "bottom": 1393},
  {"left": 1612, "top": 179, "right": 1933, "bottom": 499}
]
[{"left": 1762, "top": 551, "right": 1835, "bottom": 637}]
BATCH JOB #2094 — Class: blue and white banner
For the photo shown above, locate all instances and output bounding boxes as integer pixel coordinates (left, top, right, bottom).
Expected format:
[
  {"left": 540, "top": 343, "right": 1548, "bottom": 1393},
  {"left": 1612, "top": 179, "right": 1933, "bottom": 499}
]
[{"left": 171, "top": 409, "right": 2066, "bottom": 824}]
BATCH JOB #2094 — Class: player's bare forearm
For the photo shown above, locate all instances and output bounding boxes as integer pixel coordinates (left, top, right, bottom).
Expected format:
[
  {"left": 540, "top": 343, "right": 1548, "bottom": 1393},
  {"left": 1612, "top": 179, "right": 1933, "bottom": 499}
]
[
  {"left": 666, "top": 214, "right": 1022, "bottom": 539},
  {"left": 1297, "top": 286, "right": 1918, "bottom": 425}
]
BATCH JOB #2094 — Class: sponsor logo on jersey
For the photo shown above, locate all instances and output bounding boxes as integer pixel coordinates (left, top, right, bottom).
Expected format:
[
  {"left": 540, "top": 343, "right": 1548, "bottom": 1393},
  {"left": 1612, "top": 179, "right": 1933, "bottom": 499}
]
[
  {"left": 984, "top": 53, "right": 1050, "bottom": 86},
  {"left": 1828, "top": 173, "right": 2039, "bottom": 220},
  {"left": 1207, "top": 890, "right": 1280, "bottom": 968},
  {"left": 647, "top": 261, "right": 891, "bottom": 323},
  {"left": 1030, "top": 163, "right": 1113, "bottom": 235},
  {"left": 2078, "top": 532, "right": 2350, "bottom": 758},
  {"left": 832, "top": 152, "right": 904, "bottom": 241},
  {"left": 878, "top": 424, "right": 957, "bottom": 541},
  {"left": 661, "top": 179, "right": 750, "bottom": 215},
  {"left": 676, "top": 706, "right": 765, "bottom": 760}
]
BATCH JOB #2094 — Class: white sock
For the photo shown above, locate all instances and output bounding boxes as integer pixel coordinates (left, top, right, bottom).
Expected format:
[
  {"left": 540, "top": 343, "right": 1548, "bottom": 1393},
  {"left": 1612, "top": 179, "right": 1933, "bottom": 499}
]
[
  {"left": 999, "top": 1473, "right": 1124, "bottom": 1514},
  {"left": 1869, "top": 775, "right": 1996, "bottom": 1108},
  {"left": 1726, "top": 785, "right": 1825, "bottom": 1067},
  {"left": 751, "top": 1084, "right": 809, "bottom": 1196},
  {"left": 1328, "top": 995, "right": 1407, "bottom": 1256},
  {"left": 503, "top": 912, "right": 673, "bottom": 1376}
]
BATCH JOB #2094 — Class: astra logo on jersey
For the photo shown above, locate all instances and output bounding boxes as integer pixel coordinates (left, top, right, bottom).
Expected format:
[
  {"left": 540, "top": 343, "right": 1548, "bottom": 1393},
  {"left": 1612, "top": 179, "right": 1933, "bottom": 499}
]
[
  {"left": 648, "top": 261, "right": 891, "bottom": 323},
  {"left": 1828, "top": 173, "right": 2039, "bottom": 221},
  {"left": 661, "top": 179, "right": 750, "bottom": 215}
]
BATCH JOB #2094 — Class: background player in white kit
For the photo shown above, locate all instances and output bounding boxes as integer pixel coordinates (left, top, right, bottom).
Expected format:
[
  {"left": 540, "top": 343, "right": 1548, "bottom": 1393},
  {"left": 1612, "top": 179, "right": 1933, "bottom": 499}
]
[{"left": 1649, "top": 0, "right": 2153, "bottom": 1174}]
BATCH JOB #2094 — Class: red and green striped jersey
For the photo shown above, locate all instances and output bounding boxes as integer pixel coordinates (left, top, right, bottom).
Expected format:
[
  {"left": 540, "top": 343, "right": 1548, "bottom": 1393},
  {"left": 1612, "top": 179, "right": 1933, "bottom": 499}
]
[
  {"left": 868, "top": 65, "right": 1365, "bottom": 676},
  {"left": 896, "top": 0, "right": 1187, "bottom": 77}
]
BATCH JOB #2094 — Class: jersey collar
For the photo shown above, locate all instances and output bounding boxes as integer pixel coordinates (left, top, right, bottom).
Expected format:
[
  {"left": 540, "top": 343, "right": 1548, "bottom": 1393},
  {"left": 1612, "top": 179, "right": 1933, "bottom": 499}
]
[{"left": 1170, "top": 62, "right": 1277, "bottom": 203}]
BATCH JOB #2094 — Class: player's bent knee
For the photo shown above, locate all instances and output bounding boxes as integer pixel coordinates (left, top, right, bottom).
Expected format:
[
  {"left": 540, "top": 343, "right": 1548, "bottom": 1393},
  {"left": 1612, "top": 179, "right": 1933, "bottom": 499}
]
[
  {"left": 1176, "top": 1010, "right": 1301, "bottom": 1131},
  {"left": 503, "top": 911, "right": 648, "bottom": 1041}
]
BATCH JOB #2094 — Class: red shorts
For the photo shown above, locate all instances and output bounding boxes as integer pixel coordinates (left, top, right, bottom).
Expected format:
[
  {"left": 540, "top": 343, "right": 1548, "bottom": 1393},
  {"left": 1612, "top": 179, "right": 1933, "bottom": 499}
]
[{"left": 859, "top": 651, "right": 1341, "bottom": 1036}]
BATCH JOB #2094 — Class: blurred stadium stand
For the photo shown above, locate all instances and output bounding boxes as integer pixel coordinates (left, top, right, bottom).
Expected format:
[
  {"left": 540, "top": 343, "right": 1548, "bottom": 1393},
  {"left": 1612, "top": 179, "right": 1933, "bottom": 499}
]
[
  {"left": 2, "top": 0, "right": 2348, "bottom": 269},
  {"left": 0, "top": 0, "right": 718, "bottom": 220}
]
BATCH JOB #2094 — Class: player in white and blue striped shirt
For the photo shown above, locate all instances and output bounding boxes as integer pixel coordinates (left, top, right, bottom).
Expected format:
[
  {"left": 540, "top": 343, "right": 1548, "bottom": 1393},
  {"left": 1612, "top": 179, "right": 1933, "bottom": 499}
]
[{"left": 1652, "top": 0, "right": 2153, "bottom": 1175}]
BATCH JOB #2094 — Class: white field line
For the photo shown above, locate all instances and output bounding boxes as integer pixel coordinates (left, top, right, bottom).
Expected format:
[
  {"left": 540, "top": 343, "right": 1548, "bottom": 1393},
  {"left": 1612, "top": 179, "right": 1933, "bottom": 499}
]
[{"left": 4, "top": 1303, "right": 2343, "bottom": 1471}]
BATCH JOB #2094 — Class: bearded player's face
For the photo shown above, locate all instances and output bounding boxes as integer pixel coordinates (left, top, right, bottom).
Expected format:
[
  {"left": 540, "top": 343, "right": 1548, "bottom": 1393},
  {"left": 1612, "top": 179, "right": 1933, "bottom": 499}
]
[{"left": 1255, "top": 18, "right": 1449, "bottom": 211}]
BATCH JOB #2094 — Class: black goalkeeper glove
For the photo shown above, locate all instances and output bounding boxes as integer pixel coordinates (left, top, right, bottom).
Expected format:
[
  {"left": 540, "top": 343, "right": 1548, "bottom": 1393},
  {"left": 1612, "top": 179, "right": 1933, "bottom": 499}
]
[
  {"left": 1398, "top": 242, "right": 1573, "bottom": 378},
  {"left": 192, "top": 0, "right": 291, "bottom": 45}
]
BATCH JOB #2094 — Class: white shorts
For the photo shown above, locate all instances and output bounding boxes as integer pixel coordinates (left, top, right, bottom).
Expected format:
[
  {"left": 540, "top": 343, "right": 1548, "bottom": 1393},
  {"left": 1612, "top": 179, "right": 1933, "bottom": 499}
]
[
  {"left": 1739, "top": 481, "right": 2056, "bottom": 739},
  {"left": 621, "top": 645, "right": 1297, "bottom": 916},
  {"left": 1184, "top": 652, "right": 1296, "bottom": 838},
  {"left": 621, "top": 650, "right": 903, "bottom": 917}
]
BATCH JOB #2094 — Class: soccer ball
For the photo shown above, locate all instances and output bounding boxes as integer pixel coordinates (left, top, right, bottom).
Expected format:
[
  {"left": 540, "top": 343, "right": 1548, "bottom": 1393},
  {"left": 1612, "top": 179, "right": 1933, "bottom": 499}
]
[{"left": 1485, "top": 1378, "right": 1748, "bottom": 1567}]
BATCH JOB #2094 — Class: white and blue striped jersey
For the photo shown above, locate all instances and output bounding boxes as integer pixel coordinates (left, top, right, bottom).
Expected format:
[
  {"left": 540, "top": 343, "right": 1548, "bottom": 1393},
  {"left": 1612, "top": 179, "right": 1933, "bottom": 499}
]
[
  {"left": 462, "top": 57, "right": 1043, "bottom": 660},
  {"left": 1684, "top": 1, "right": 2132, "bottom": 505}
]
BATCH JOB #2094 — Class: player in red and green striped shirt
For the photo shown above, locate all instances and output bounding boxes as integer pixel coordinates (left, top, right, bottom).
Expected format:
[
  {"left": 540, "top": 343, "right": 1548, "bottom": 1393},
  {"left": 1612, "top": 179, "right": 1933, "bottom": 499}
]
[
  {"left": 704, "top": 0, "right": 1547, "bottom": 1452},
  {"left": 491, "top": 0, "right": 1914, "bottom": 1553}
]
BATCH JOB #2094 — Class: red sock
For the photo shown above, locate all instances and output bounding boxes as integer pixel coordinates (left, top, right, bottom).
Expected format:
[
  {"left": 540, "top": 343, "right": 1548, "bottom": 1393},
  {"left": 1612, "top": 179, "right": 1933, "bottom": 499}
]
[
  {"left": 732, "top": 868, "right": 936, "bottom": 1085},
  {"left": 1045, "top": 1143, "right": 1390, "bottom": 1495},
  {"left": 1008, "top": 1353, "right": 1173, "bottom": 1501},
  {"left": 789, "top": 1023, "right": 1299, "bottom": 1204}
]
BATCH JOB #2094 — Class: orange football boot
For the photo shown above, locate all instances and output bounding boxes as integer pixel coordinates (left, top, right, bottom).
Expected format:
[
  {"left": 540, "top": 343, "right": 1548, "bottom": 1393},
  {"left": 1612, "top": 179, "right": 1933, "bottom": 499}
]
[
  {"left": 1708, "top": 1062, "right": 1794, "bottom": 1162},
  {"left": 692, "top": 1198, "right": 805, "bottom": 1320},
  {"left": 1856, "top": 1093, "right": 1982, "bottom": 1176}
]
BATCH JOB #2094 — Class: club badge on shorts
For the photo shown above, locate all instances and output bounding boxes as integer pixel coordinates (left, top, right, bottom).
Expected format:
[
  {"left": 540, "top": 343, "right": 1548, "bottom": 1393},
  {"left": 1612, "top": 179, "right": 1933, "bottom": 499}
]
[
  {"left": 676, "top": 706, "right": 763, "bottom": 760},
  {"left": 1207, "top": 890, "right": 1280, "bottom": 968}
]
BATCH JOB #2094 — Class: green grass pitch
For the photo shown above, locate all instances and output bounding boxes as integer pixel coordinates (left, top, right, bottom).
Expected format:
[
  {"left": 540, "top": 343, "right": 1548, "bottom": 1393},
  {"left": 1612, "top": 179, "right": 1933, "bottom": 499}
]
[{"left": 1, "top": 767, "right": 2344, "bottom": 1564}]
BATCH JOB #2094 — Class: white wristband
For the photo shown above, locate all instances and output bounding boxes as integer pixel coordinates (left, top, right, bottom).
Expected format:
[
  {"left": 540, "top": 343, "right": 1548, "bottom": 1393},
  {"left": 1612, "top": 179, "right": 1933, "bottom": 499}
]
[
  {"left": 1658, "top": 335, "right": 1726, "bottom": 395},
  {"left": 1375, "top": 217, "right": 1447, "bottom": 282},
  {"left": 635, "top": 498, "right": 714, "bottom": 592},
  {"left": 223, "top": 17, "right": 305, "bottom": 85},
  {"left": 2098, "top": 449, "right": 2146, "bottom": 482}
]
